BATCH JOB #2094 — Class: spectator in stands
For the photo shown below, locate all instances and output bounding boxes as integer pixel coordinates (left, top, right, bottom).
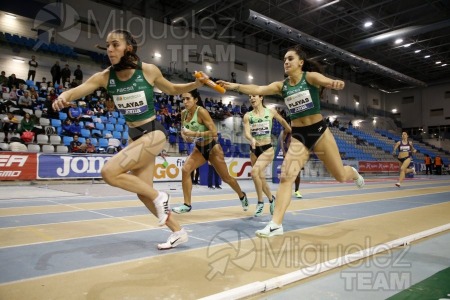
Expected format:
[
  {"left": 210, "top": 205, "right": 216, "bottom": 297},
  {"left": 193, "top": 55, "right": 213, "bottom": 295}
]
[
  {"left": 52, "top": 29, "right": 205, "bottom": 249},
  {"left": 243, "top": 94, "right": 291, "bottom": 217},
  {"left": 424, "top": 154, "right": 433, "bottom": 175},
  {"left": 18, "top": 91, "right": 34, "bottom": 113},
  {"left": 356, "top": 137, "right": 367, "bottom": 146},
  {"left": 61, "top": 64, "right": 71, "bottom": 87},
  {"left": 7, "top": 74, "right": 20, "bottom": 89},
  {"left": 18, "top": 112, "right": 35, "bottom": 134},
  {"left": 16, "top": 83, "right": 26, "bottom": 98},
  {"left": 51, "top": 61, "right": 61, "bottom": 85},
  {"left": 82, "top": 138, "right": 96, "bottom": 153},
  {"left": 240, "top": 102, "right": 248, "bottom": 115},
  {"left": 43, "top": 95, "right": 59, "bottom": 119},
  {"left": 2, "top": 112, "right": 19, "bottom": 142},
  {"left": 333, "top": 118, "right": 340, "bottom": 128},
  {"left": 69, "top": 134, "right": 82, "bottom": 153},
  {"left": 172, "top": 89, "right": 248, "bottom": 214},
  {"left": 218, "top": 45, "right": 365, "bottom": 237},
  {"left": 434, "top": 155, "right": 442, "bottom": 175},
  {"left": 104, "top": 96, "right": 116, "bottom": 117},
  {"left": 69, "top": 119, "right": 82, "bottom": 136},
  {"left": 37, "top": 77, "right": 48, "bottom": 92},
  {"left": 231, "top": 72, "right": 237, "bottom": 83},
  {"left": 392, "top": 131, "right": 417, "bottom": 187},
  {"left": 0, "top": 71, "right": 8, "bottom": 86},
  {"left": 68, "top": 102, "right": 82, "bottom": 122},
  {"left": 74, "top": 65, "right": 83, "bottom": 85},
  {"left": 27, "top": 55, "right": 38, "bottom": 82},
  {"left": 61, "top": 118, "right": 72, "bottom": 136}
]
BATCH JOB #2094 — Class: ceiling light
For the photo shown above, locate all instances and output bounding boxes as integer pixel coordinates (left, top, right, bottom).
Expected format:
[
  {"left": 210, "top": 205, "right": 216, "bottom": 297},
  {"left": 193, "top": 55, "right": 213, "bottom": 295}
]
[
  {"left": 414, "top": 50, "right": 421, "bottom": 53},
  {"left": 424, "top": 55, "right": 430, "bottom": 58},
  {"left": 403, "top": 43, "right": 411, "bottom": 47},
  {"left": 248, "top": 75, "right": 253, "bottom": 80},
  {"left": 153, "top": 52, "right": 161, "bottom": 58},
  {"left": 394, "top": 38, "right": 403, "bottom": 44},
  {"left": 436, "top": 61, "right": 441, "bottom": 64},
  {"left": 364, "top": 21, "right": 373, "bottom": 28},
  {"left": 442, "top": 64, "right": 447, "bottom": 67},
  {"left": 392, "top": 108, "right": 397, "bottom": 113},
  {"left": 206, "top": 65, "right": 212, "bottom": 70}
]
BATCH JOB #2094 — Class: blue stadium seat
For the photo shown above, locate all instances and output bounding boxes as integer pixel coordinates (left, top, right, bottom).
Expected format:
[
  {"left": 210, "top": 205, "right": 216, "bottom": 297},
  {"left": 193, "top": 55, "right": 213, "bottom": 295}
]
[
  {"left": 115, "top": 124, "right": 124, "bottom": 132},
  {"left": 63, "top": 136, "right": 73, "bottom": 146},
  {"left": 112, "top": 131, "right": 122, "bottom": 139},
  {"left": 98, "top": 138, "right": 108, "bottom": 148},
  {"left": 51, "top": 119, "right": 62, "bottom": 127},
  {"left": 81, "top": 129, "right": 91, "bottom": 138},
  {"left": 105, "top": 123, "right": 115, "bottom": 131}
]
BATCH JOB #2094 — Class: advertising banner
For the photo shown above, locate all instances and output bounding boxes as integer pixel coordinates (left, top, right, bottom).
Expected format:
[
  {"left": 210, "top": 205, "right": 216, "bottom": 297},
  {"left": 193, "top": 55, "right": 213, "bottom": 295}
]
[
  {"left": 358, "top": 161, "right": 400, "bottom": 173},
  {"left": 0, "top": 152, "right": 37, "bottom": 180},
  {"left": 37, "top": 154, "right": 112, "bottom": 179}
]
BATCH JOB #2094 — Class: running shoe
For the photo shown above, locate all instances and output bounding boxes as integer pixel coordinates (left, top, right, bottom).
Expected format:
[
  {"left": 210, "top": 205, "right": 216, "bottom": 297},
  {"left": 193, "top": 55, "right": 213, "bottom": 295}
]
[
  {"left": 294, "top": 191, "right": 303, "bottom": 198},
  {"left": 254, "top": 202, "right": 264, "bottom": 217},
  {"left": 154, "top": 192, "right": 170, "bottom": 226},
  {"left": 240, "top": 192, "right": 248, "bottom": 211},
  {"left": 395, "top": 183, "right": 401, "bottom": 188},
  {"left": 269, "top": 195, "right": 275, "bottom": 215},
  {"left": 157, "top": 228, "right": 189, "bottom": 250},
  {"left": 172, "top": 204, "right": 192, "bottom": 214},
  {"left": 352, "top": 167, "right": 365, "bottom": 189},
  {"left": 255, "top": 221, "right": 284, "bottom": 238}
]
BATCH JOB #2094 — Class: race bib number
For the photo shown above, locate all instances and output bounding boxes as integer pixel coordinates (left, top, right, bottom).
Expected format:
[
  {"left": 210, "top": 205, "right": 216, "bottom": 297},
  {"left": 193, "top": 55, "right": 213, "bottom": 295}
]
[
  {"left": 250, "top": 120, "right": 270, "bottom": 137},
  {"left": 285, "top": 90, "right": 314, "bottom": 114},
  {"left": 113, "top": 91, "right": 148, "bottom": 115}
]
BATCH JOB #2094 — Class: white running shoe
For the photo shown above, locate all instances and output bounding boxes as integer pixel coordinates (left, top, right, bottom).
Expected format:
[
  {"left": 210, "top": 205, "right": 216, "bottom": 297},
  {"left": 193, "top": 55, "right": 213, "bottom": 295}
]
[
  {"left": 255, "top": 221, "right": 284, "bottom": 238},
  {"left": 154, "top": 192, "right": 170, "bottom": 226},
  {"left": 395, "top": 182, "right": 401, "bottom": 188},
  {"left": 157, "top": 228, "right": 188, "bottom": 250},
  {"left": 352, "top": 167, "right": 365, "bottom": 189}
]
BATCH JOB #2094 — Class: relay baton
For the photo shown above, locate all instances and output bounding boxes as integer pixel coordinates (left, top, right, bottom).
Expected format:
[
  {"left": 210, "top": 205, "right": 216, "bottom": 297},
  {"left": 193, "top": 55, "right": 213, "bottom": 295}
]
[{"left": 194, "top": 71, "right": 226, "bottom": 94}]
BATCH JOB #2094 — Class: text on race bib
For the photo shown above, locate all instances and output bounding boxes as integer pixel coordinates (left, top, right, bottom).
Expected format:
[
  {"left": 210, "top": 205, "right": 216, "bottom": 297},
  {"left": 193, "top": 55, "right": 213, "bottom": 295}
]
[
  {"left": 113, "top": 91, "right": 148, "bottom": 115},
  {"left": 250, "top": 120, "right": 270, "bottom": 137},
  {"left": 285, "top": 90, "right": 314, "bottom": 114}
]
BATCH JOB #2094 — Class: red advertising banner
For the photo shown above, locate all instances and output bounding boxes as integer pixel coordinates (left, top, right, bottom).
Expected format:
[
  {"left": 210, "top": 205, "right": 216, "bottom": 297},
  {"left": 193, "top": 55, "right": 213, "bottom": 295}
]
[
  {"left": 358, "top": 161, "right": 400, "bottom": 173},
  {"left": 0, "top": 152, "right": 38, "bottom": 180}
]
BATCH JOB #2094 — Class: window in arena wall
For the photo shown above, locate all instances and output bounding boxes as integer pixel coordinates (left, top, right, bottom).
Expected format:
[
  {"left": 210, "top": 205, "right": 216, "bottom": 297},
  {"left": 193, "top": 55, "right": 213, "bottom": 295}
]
[
  {"left": 372, "top": 98, "right": 379, "bottom": 106},
  {"left": 430, "top": 108, "right": 443, "bottom": 117},
  {"left": 402, "top": 96, "right": 414, "bottom": 104},
  {"left": 234, "top": 60, "right": 247, "bottom": 72}
]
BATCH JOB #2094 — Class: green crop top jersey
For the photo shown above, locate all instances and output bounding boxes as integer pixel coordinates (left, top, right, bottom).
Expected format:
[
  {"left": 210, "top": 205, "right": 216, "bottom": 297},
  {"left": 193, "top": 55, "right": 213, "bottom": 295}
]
[
  {"left": 106, "top": 61, "right": 155, "bottom": 122},
  {"left": 281, "top": 72, "right": 321, "bottom": 120},
  {"left": 248, "top": 108, "right": 272, "bottom": 140},
  {"left": 183, "top": 107, "right": 211, "bottom": 141}
]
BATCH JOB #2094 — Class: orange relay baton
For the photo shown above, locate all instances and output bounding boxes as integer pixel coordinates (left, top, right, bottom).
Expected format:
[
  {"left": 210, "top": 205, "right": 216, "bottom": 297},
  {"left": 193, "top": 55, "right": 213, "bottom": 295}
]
[{"left": 194, "top": 71, "right": 226, "bottom": 94}]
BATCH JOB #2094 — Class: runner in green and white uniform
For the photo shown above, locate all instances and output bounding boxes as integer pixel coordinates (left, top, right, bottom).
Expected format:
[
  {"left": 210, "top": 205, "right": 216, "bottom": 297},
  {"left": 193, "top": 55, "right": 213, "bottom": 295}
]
[
  {"left": 53, "top": 29, "right": 207, "bottom": 249},
  {"left": 243, "top": 95, "right": 291, "bottom": 217},
  {"left": 218, "top": 45, "right": 365, "bottom": 238},
  {"left": 172, "top": 89, "right": 249, "bottom": 214}
]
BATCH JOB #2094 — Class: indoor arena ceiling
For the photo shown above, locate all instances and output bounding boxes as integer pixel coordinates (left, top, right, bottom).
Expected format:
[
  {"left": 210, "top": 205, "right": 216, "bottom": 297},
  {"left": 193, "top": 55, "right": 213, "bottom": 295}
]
[{"left": 80, "top": 1, "right": 450, "bottom": 91}]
